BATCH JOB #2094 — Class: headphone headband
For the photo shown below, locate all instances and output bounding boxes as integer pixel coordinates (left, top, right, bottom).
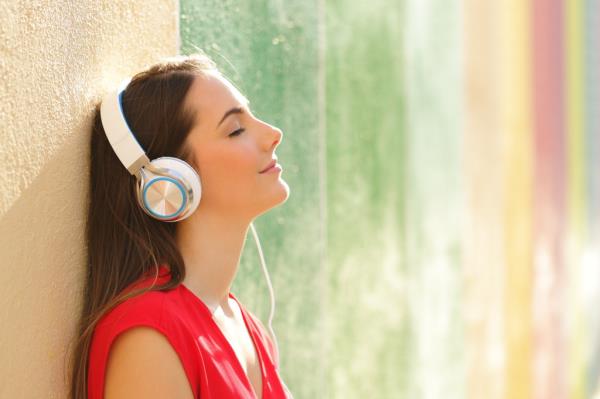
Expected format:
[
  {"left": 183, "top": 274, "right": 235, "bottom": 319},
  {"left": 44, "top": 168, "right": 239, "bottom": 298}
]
[
  {"left": 99, "top": 77, "right": 203, "bottom": 222},
  {"left": 99, "top": 78, "right": 149, "bottom": 175}
]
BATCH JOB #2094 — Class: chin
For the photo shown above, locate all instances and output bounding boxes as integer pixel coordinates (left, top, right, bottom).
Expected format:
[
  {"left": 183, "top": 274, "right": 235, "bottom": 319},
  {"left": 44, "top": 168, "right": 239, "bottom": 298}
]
[
  {"left": 276, "top": 179, "right": 290, "bottom": 203},
  {"left": 255, "top": 182, "right": 290, "bottom": 217}
]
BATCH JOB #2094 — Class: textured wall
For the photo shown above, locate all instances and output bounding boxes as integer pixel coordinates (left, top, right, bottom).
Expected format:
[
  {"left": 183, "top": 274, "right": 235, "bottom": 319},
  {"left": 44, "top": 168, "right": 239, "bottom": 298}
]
[
  {"left": 0, "top": 1, "right": 178, "bottom": 397},
  {"left": 325, "top": 1, "right": 407, "bottom": 398},
  {"left": 401, "top": 1, "right": 464, "bottom": 398},
  {"left": 464, "top": 1, "right": 600, "bottom": 399},
  {"left": 179, "top": 1, "right": 326, "bottom": 398},
  {"left": 180, "top": 0, "right": 408, "bottom": 398}
]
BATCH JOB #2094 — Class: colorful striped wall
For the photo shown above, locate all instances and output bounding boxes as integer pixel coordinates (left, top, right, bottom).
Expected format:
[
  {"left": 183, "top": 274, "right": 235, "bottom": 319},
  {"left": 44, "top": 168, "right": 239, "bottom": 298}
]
[{"left": 465, "top": 1, "right": 600, "bottom": 398}]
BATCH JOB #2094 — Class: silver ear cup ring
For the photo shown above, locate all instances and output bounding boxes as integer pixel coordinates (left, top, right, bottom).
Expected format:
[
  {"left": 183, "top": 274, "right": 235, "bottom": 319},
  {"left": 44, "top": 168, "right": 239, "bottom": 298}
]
[
  {"left": 135, "top": 158, "right": 201, "bottom": 222},
  {"left": 137, "top": 164, "right": 194, "bottom": 222}
]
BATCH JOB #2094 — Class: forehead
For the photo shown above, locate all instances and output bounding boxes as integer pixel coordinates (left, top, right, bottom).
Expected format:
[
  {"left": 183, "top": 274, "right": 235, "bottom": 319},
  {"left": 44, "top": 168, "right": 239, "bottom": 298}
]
[{"left": 186, "top": 72, "right": 249, "bottom": 129}]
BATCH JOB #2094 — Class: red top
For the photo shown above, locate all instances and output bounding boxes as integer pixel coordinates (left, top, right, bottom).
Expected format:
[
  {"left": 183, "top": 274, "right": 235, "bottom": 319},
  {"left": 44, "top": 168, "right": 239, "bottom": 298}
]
[{"left": 87, "top": 265, "right": 293, "bottom": 399}]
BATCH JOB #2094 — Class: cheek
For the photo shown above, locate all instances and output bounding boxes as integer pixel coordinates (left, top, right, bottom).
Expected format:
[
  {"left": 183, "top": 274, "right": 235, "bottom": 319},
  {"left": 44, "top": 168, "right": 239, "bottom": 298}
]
[{"left": 199, "top": 146, "right": 257, "bottom": 188}]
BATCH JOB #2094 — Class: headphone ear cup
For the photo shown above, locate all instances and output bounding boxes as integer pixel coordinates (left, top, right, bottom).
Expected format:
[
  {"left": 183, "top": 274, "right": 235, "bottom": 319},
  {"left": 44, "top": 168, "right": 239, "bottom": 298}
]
[{"left": 140, "top": 156, "right": 202, "bottom": 222}]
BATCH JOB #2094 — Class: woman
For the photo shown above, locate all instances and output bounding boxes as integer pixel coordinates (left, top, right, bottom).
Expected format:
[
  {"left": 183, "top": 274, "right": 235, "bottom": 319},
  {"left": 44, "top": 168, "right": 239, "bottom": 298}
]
[{"left": 69, "top": 52, "right": 291, "bottom": 398}]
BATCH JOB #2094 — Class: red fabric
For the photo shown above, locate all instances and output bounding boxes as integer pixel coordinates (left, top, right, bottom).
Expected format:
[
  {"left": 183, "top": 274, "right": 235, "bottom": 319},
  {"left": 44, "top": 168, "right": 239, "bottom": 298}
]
[{"left": 87, "top": 265, "right": 293, "bottom": 398}]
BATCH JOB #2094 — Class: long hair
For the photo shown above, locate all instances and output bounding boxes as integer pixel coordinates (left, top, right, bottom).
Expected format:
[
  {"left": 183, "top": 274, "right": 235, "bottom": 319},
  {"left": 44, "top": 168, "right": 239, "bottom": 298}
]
[{"left": 68, "top": 52, "right": 218, "bottom": 399}]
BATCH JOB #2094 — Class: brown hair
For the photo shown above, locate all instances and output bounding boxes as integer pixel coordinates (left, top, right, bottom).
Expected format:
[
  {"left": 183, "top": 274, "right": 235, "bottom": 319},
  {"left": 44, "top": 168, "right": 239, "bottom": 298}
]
[{"left": 67, "top": 52, "right": 218, "bottom": 399}]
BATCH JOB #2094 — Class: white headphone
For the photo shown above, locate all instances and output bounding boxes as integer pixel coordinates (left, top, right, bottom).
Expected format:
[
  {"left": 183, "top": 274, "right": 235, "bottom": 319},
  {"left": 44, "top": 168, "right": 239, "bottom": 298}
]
[{"left": 99, "top": 78, "right": 202, "bottom": 222}]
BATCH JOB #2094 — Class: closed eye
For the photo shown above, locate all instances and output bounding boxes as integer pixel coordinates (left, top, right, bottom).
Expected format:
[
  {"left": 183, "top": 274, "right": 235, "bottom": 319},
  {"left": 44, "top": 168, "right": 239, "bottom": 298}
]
[{"left": 229, "top": 128, "right": 245, "bottom": 137}]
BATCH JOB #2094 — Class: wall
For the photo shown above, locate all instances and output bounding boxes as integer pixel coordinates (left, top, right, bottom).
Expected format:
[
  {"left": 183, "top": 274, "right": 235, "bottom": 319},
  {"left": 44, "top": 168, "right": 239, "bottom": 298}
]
[{"left": 0, "top": 1, "right": 178, "bottom": 398}]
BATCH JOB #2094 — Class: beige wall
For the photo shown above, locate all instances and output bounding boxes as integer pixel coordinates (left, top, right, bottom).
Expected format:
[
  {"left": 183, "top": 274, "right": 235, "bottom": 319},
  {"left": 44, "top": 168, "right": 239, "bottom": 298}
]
[{"left": 0, "top": 1, "right": 178, "bottom": 397}]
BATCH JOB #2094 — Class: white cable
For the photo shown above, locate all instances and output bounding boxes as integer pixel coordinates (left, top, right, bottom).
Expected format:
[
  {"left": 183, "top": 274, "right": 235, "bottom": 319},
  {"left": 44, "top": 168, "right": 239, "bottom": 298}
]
[
  {"left": 249, "top": 222, "right": 294, "bottom": 398},
  {"left": 249, "top": 222, "right": 279, "bottom": 363}
]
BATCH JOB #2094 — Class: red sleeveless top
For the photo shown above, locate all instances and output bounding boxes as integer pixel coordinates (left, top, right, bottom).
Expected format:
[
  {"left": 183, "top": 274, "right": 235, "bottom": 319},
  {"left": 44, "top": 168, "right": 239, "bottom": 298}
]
[{"left": 87, "top": 265, "right": 293, "bottom": 398}]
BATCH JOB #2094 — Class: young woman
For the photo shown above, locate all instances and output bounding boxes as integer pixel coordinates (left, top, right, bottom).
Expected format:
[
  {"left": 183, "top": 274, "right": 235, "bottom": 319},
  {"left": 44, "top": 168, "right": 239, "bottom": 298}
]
[{"left": 69, "top": 53, "right": 291, "bottom": 398}]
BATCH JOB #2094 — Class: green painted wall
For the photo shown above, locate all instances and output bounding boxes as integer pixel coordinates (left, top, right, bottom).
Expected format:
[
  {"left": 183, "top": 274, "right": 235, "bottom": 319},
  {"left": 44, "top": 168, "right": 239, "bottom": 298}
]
[
  {"left": 180, "top": 1, "right": 412, "bottom": 398},
  {"left": 325, "top": 1, "right": 408, "bottom": 398},
  {"left": 180, "top": 1, "right": 326, "bottom": 398}
]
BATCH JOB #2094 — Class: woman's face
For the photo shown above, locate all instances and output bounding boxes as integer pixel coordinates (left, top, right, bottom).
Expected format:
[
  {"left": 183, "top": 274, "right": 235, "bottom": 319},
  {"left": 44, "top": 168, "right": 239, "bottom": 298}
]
[{"left": 182, "top": 71, "right": 289, "bottom": 219}]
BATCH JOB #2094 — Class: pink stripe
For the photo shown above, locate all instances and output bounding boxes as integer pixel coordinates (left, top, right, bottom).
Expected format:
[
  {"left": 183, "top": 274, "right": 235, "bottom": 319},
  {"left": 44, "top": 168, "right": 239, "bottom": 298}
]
[{"left": 531, "top": 1, "right": 567, "bottom": 399}]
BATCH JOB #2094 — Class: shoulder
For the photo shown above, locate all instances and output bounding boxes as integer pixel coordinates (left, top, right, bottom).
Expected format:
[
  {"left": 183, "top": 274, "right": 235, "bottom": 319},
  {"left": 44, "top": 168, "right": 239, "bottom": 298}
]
[
  {"left": 93, "top": 281, "right": 198, "bottom": 353},
  {"left": 96, "top": 266, "right": 177, "bottom": 332},
  {"left": 88, "top": 286, "right": 198, "bottom": 398},
  {"left": 90, "top": 288, "right": 172, "bottom": 376},
  {"left": 96, "top": 287, "right": 168, "bottom": 332},
  {"left": 103, "top": 326, "right": 195, "bottom": 398}
]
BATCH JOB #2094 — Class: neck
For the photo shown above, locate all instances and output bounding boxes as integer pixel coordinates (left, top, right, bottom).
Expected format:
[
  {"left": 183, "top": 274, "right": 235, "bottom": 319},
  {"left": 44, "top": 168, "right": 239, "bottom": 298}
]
[{"left": 175, "top": 204, "right": 251, "bottom": 316}]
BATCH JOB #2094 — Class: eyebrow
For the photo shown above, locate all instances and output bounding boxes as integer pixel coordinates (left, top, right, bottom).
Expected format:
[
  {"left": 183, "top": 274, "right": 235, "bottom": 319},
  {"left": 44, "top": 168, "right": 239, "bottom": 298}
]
[{"left": 216, "top": 98, "right": 251, "bottom": 129}]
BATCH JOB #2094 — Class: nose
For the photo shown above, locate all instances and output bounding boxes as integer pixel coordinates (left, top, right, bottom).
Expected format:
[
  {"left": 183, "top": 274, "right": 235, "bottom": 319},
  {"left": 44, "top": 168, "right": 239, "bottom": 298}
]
[{"left": 262, "top": 122, "right": 283, "bottom": 151}]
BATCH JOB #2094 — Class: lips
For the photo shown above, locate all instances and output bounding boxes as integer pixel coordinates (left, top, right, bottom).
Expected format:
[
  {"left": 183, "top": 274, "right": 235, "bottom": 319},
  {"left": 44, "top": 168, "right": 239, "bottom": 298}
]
[{"left": 260, "top": 159, "right": 277, "bottom": 173}]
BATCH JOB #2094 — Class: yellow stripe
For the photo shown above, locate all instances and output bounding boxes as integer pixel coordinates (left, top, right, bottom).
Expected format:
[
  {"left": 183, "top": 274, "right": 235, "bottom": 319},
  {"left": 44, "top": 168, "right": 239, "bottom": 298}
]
[{"left": 500, "top": 0, "right": 533, "bottom": 398}]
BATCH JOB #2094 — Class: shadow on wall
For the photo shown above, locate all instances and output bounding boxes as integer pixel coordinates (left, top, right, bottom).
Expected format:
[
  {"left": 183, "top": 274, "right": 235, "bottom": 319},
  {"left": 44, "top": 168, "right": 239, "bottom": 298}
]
[{"left": 0, "top": 118, "right": 90, "bottom": 398}]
